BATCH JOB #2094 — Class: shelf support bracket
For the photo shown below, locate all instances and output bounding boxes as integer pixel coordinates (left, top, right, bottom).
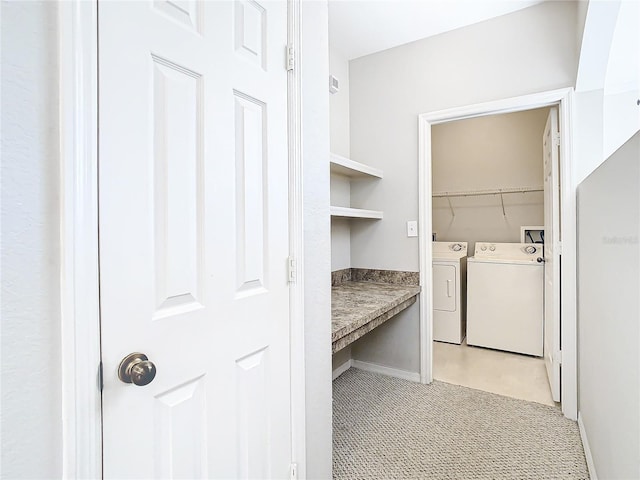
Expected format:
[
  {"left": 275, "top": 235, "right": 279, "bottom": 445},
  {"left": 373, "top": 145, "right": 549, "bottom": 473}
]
[
  {"left": 500, "top": 191, "right": 506, "bottom": 216},
  {"left": 447, "top": 197, "right": 455, "bottom": 217}
]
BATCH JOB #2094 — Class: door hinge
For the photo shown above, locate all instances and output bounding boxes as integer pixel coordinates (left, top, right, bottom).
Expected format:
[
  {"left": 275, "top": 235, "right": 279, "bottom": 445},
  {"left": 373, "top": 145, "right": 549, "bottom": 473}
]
[
  {"left": 286, "top": 45, "right": 295, "bottom": 71},
  {"left": 290, "top": 463, "right": 298, "bottom": 480},
  {"left": 554, "top": 350, "right": 562, "bottom": 365},
  {"left": 98, "top": 361, "right": 104, "bottom": 393},
  {"left": 553, "top": 132, "right": 561, "bottom": 147},
  {"left": 288, "top": 257, "right": 297, "bottom": 284}
]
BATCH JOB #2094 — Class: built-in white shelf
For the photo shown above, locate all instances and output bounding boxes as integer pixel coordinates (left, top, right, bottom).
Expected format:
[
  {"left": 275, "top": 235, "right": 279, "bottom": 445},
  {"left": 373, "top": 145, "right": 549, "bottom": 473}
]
[
  {"left": 330, "top": 153, "right": 383, "bottom": 179},
  {"left": 330, "top": 206, "right": 383, "bottom": 220}
]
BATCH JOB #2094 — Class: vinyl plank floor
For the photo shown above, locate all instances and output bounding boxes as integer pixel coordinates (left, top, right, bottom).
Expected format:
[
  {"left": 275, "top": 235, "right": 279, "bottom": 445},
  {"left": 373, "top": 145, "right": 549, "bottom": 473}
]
[{"left": 433, "top": 339, "right": 556, "bottom": 406}]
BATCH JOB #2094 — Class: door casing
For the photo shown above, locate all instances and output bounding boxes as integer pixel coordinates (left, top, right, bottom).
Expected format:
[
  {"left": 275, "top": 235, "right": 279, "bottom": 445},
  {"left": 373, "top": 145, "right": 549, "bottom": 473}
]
[
  {"left": 418, "top": 88, "right": 578, "bottom": 421},
  {"left": 58, "top": 1, "right": 306, "bottom": 476}
]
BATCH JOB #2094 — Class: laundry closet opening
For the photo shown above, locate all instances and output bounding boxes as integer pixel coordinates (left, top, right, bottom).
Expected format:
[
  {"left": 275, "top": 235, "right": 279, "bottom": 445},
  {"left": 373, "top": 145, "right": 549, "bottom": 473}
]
[{"left": 428, "top": 106, "right": 562, "bottom": 407}]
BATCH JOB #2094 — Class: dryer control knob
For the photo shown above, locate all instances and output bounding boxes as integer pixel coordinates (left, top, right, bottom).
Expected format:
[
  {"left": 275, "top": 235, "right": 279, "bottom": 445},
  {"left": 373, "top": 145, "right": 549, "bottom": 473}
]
[{"left": 489, "top": 245, "right": 496, "bottom": 251}]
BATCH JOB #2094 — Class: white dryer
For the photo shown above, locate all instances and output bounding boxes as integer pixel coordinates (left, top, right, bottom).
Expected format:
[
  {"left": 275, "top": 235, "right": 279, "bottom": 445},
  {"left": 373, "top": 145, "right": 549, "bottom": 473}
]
[
  {"left": 432, "top": 241, "right": 467, "bottom": 344},
  {"left": 467, "top": 242, "right": 543, "bottom": 357}
]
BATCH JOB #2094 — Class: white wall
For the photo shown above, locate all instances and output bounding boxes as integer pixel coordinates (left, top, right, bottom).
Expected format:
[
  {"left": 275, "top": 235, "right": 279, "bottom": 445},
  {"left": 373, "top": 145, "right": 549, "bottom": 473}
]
[
  {"left": 328, "top": 45, "right": 351, "bottom": 373},
  {"left": 1, "top": 2, "right": 62, "bottom": 478},
  {"left": 432, "top": 108, "right": 548, "bottom": 252},
  {"left": 573, "top": 87, "right": 639, "bottom": 185},
  {"left": 329, "top": 46, "right": 350, "bottom": 158},
  {"left": 349, "top": 1, "right": 580, "bottom": 271},
  {"left": 329, "top": 46, "right": 352, "bottom": 272},
  {"left": 603, "top": 89, "right": 640, "bottom": 160},
  {"left": 351, "top": 302, "right": 420, "bottom": 374},
  {"left": 577, "top": 131, "right": 639, "bottom": 480},
  {"left": 574, "top": 89, "right": 605, "bottom": 185},
  {"left": 600, "top": 0, "right": 640, "bottom": 167},
  {"left": 330, "top": 174, "right": 351, "bottom": 271},
  {"left": 330, "top": 220, "right": 351, "bottom": 271},
  {"left": 301, "top": 1, "right": 333, "bottom": 478},
  {"left": 575, "top": 0, "right": 589, "bottom": 63},
  {"left": 573, "top": 8, "right": 640, "bottom": 476},
  {"left": 574, "top": 0, "right": 640, "bottom": 184},
  {"left": 332, "top": 346, "right": 352, "bottom": 372}
]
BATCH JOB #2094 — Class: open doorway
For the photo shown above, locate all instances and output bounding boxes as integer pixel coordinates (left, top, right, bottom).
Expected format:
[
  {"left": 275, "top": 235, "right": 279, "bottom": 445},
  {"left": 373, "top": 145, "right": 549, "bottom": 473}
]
[
  {"left": 429, "top": 106, "right": 558, "bottom": 406},
  {"left": 418, "top": 89, "right": 578, "bottom": 421}
]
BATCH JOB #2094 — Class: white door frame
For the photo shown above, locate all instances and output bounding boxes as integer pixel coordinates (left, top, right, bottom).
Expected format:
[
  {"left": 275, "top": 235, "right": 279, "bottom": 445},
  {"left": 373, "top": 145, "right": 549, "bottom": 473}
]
[
  {"left": 418, "top": 88, "right": 578, "bottom": 421},
  {"left": 59, "top": 1, "right": 101, "bottom": 477},
  {"left": 58, "top": 1, "right": 307, "bottom": 476}
]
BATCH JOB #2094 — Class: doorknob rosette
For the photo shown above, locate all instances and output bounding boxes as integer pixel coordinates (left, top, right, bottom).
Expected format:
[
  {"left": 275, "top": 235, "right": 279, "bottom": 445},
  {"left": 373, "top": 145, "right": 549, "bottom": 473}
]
[{"left": 118, "top": 352, "right": 157, "bottom": 386}]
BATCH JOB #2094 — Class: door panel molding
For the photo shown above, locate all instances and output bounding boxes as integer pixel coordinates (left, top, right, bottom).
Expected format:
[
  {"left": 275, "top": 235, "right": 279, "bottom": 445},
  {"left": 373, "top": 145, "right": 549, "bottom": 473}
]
[{"left": 418, "top": 87, "right": 578, "bottom": 421}]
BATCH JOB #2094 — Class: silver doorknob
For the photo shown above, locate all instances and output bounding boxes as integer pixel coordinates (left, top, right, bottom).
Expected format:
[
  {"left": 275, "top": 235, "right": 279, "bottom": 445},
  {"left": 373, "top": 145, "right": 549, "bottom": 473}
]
[{"left": 118, "top": 352, "right": 156, "bottom": 386}]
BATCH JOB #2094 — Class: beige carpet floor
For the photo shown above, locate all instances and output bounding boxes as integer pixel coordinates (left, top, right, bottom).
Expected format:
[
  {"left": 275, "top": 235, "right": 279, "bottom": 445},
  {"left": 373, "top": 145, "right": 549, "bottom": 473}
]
[{"left": 333, "top": 368, "right": 589, "bottom": 480}]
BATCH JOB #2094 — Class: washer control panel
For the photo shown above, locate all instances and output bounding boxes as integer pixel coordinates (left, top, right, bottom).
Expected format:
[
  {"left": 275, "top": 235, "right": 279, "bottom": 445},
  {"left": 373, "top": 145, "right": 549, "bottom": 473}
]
[
  {"left": 474, "top": 242, "right": 542, "bottom": 261},
  {"left": 449, "top": 243, "right": 466, "bottom": 252},
  {"left": 432, "top": 241, "right": 468, "bottom": 257}
]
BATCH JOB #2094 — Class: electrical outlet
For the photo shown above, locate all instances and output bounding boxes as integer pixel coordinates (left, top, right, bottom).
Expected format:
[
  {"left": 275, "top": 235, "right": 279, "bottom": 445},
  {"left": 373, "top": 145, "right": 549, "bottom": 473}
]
[{"left": 407, "top": 220, "right": 418, "bottom": 237}]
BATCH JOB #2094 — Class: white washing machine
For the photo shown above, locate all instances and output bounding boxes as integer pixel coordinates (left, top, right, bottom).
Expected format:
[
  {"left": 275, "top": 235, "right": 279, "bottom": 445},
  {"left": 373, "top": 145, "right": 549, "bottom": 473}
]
[
  {"left": 467, "top": 242, "right": 543, "bottom": 357},
  {"left": 432, "top": 241, "right": 467, "bottom": 344}
]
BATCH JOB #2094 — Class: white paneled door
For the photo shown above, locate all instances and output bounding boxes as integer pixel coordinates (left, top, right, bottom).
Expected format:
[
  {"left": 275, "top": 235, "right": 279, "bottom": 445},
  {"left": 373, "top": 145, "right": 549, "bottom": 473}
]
[
  {"left": 98, "top": 1, "right": 291, "bottom": 478},
  {"left": 543, "top": 107, "right": 561, "bottom": 403}
]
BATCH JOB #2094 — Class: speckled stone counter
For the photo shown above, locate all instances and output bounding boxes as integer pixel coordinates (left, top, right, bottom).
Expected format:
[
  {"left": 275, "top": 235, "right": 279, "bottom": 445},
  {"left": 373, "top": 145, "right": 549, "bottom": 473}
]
[{"left": 331, "top": 280, "right": 420, "bottom": 353}]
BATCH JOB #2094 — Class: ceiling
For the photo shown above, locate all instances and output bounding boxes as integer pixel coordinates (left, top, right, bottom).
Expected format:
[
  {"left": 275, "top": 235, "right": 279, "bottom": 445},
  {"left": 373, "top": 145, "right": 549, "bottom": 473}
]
[{"left": 329, "top": 0, "right": 545, "bottom": 60}]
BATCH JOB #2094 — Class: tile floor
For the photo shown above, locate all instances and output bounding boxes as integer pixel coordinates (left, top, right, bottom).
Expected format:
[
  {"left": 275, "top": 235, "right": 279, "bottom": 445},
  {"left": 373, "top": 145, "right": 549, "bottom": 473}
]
[{"left": 433, "top": 339, "right": 557, "bottom": 406}]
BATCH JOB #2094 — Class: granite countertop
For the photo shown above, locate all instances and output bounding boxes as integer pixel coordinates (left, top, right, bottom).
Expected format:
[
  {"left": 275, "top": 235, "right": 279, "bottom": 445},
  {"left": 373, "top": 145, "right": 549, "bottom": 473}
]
[{"left": 331, "top": 281, "right": 421, "bottom": 352}]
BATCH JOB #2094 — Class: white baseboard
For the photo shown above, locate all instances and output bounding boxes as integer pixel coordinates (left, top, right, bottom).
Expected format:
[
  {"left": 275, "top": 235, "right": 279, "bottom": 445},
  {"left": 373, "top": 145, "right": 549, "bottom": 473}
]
[
  {"left": 332, "top": 359, "right": 352, "bottom": 380},
  {"left": 351, "top": 359, "right": 421, "bottom": 383},
  {"left": 578, "top": 412, "right": 598, "bottom": 480}
]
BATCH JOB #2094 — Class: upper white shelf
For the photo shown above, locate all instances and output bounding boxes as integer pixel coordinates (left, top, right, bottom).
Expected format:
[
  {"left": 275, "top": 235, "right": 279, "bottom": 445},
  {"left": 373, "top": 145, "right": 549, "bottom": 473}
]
[
  {"left": 330, "top": 153, "right": 383, "bottom": 179},
  {"left": 330, "top": 206, "right": 383, "bottom": 220}
]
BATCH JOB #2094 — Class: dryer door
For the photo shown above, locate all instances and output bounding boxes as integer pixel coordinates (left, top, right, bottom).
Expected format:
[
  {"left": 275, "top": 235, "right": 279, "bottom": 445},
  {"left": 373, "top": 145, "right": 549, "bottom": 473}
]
[{"left": 433, "top": 264, "right": 456, "bottom": 312}]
